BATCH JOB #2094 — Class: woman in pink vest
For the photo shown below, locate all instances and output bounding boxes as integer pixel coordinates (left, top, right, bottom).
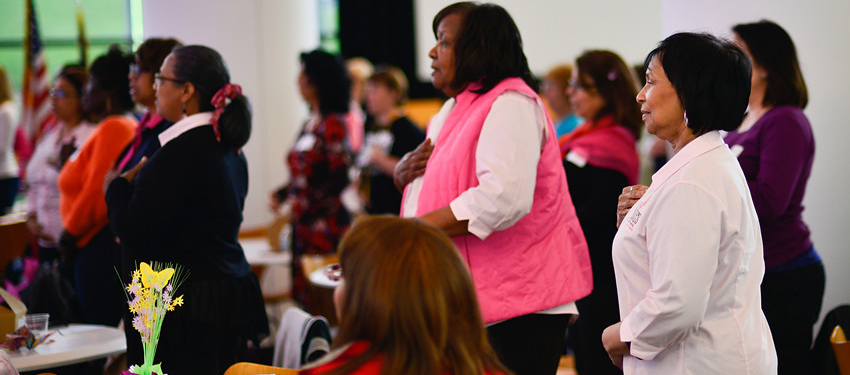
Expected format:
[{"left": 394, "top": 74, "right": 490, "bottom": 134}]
[{"left": 394, "top": 3, "right": 592, "bottom": 374}]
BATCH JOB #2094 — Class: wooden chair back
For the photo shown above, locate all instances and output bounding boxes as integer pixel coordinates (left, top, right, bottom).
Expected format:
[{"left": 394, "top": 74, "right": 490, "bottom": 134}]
[{"left": 224, "top": 362, "right": 298, "bottom": 375}]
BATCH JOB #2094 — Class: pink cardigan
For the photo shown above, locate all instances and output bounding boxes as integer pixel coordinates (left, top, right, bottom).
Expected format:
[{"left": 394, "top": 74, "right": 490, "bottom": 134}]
[{"left": 416, "top": 78, "right": 593, "bottom": 323}]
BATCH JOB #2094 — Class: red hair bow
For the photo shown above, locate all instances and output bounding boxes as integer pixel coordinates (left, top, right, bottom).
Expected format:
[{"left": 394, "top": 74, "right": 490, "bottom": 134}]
[{"left": 210, "top": 83, "right": 242, "bottom": 142}]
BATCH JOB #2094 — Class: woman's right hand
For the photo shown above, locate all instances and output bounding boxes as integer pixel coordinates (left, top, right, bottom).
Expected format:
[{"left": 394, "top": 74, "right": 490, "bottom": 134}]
[
  {"left": 617, "top": 185, "right": 648, "bottom": 228},
  {"left": 393, "top": 139, "right": 433, "bottom": 192},
  {"left": 25, "top": 213, "right": 54, "bottom": 242}
]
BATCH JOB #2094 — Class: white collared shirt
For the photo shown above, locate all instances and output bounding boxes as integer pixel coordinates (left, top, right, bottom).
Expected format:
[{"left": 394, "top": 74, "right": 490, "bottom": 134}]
[
  {"left": 158, "top": 112, "right": 213, "bottom": 147},
  {"left": 614, "top": 131, "right": 777, "bottom": 374}
]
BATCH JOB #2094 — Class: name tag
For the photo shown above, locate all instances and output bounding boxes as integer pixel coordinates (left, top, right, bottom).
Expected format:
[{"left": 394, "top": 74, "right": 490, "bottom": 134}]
[
  {"left": 730, "top": 144, "right": 744, "bottom": 157},
  {"left": 565, "top": 150, "right": 587, "bottom": 167},
  {"left": 293, "top": 133, "right": 317, "bottom": 152}
]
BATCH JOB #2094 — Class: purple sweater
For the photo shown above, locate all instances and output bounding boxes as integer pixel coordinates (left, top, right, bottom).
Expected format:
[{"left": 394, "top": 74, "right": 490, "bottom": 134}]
[{"left": 724, "top": 105, "right": 814, "bottom": 269}]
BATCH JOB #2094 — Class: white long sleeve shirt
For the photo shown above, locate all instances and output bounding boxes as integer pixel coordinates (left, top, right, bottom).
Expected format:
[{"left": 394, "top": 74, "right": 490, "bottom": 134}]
[
  {"left": 0, "top": 102, "right": 19, "bottom": 179},
  {"left": 614, "top": 131, "right": 777, "bottom": 374},
  {"left": 402, "top": 91, "right": 577, "bottom": 317}
]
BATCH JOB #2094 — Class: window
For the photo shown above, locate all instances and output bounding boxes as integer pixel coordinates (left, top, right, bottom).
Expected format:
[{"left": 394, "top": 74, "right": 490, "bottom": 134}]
[{"left": 0, "top": 0, "right": 142, "bottom": 92}]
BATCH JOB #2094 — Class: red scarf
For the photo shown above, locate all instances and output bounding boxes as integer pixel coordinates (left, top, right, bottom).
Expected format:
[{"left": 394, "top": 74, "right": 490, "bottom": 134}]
[{"left": 559, "top": 114, "right": 640, "bottom": 185}]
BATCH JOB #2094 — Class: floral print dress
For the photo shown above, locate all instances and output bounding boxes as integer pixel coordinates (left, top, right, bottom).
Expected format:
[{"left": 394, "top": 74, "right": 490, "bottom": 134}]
[{"left": 286, "top": 113, "right": 352, "bottom": 308}]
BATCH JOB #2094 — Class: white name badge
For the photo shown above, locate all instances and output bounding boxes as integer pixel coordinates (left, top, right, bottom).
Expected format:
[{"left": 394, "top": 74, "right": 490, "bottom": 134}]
[{"left": 293, "top": 133, "right": 317, "bottom": 152}]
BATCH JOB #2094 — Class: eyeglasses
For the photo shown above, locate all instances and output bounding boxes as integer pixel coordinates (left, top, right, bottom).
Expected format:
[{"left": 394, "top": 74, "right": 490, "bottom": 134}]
[
  {"left": 153, "top": 74, "right": 185, "bottom": 87},
  {"left": 49, "top": 88, "right": 75, "bottom": 99},
  {"left": 323, "top": 263, "right": 342, "bottom": 282},
  {"left": 568, "top": 78, "right": 596, "bottom": 91},
  {"left": 129, "top": 63, "right": 145, "bottom": 77}
]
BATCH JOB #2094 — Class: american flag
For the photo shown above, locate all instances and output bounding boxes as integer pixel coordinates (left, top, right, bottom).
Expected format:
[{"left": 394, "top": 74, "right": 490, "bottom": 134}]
[{"left": 21, "top": 0, "right": 53, "bottom": 141}]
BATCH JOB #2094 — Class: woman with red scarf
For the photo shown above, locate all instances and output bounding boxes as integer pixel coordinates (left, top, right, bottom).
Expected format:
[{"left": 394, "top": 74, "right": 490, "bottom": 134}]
[{"left": 560, "top": 50, "right": 642, "bottom": 375}]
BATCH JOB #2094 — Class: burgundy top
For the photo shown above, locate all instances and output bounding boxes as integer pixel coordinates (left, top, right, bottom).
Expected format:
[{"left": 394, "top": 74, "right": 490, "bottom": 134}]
[{"left": 724, "top": 105, "right": 814, "bottom": 269}]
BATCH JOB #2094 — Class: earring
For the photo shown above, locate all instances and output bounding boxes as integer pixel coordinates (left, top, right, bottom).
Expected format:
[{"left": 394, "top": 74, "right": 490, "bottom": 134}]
[
  {"left": 684, "top": 111, "right": 689, "bottom": 126},
  {"left": 182, "top": 102, "right": 186, "bottom": 114}
]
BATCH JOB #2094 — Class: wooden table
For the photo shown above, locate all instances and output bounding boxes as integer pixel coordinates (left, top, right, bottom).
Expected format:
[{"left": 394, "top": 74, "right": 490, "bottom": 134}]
[{"left": 4, "top": 324, "right": 126, "bottom": 372}]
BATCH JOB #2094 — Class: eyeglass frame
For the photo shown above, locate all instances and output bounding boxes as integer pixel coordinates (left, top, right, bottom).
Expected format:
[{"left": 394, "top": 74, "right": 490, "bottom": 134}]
[
  {"left": 153, "top": 74, "right": 186, "bottom": 87},
  {"left": 49, "top": 88, "right": 76, "bottom": 99},
  {"left": 568, "top": 78, "right": 596, "bottom": 91}
]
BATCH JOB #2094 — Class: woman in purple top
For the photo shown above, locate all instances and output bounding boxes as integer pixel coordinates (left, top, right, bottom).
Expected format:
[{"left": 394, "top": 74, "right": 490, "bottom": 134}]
[{"left": 726, "top": 20, "right": 824, "bottom": 374}]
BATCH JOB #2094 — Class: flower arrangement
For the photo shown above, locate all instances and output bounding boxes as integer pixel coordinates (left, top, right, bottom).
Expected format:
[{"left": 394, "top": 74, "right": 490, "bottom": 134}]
[{"left": 122, "top": 262, "right": 187, "bottom": 375}]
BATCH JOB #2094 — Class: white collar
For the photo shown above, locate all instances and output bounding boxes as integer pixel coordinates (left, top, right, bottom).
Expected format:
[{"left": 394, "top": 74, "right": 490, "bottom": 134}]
[
  {"left": 158, "top": 112, "right": 214, "bottom": 147},
  {"left": 651, "top": 130, "right": 724, "bottom": 187}
]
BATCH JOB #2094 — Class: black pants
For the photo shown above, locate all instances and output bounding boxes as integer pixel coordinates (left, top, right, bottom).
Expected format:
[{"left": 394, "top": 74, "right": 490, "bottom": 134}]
[
  {"left": 72, "top": 227, "right": 124, "bottom": 326},
  {"left": 761, "top": 261, "right": 825, "bottom": 375},
  {"left": 487, "top": 313, "right": 570, "bottom": 375}
]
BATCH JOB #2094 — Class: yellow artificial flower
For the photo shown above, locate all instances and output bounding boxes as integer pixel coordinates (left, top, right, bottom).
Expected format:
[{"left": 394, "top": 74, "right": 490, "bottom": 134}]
[{"left": 140, "top": 262, "right": 175, "bottom": 289}]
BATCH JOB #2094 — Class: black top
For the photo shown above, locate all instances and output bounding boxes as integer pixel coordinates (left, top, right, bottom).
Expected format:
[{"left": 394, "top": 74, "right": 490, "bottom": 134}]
[
  {"left": 116, "top": 115, "right": 173, "bottom": 172},
  {"left": 106, "top": 125, "right": 251, "bottom": 279},
  {"left": 364, "top": 116, "right": 425, "bottom": 214}
]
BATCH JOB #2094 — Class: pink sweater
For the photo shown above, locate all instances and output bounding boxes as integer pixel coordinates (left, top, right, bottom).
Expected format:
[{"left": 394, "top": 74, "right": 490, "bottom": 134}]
[{"left": 416, "top": 78, "right": 593, "bottom": 323}]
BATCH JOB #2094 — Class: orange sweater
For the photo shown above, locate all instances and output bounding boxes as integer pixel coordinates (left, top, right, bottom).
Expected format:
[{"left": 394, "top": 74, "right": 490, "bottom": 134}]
[{"left": 58, "top": 115, "right": 136, "bottom": 247}]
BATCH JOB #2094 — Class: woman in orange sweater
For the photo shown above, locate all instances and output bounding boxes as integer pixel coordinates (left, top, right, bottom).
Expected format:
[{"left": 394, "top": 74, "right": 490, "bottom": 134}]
[{"left": 57, "top": 46, "right": 136, "bottom": 325}]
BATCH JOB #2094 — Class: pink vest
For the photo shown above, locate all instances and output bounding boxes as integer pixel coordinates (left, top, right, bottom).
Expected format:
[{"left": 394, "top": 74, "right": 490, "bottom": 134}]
[{"left": 417, "top": 78, "right": 593, "bottom": 323}]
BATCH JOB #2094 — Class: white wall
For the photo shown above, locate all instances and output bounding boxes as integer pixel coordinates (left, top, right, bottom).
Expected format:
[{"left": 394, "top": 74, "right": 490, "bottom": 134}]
[
  {"left": 142, "top": 0, "right": 319, "bottom": 231},
  {"left": 142, "top": 0, "right": 848, "bottom": 327},
  {"left": 661, "top": 0, "right": 850, "bottom": 338},
  {"left": 413, "top": 0, "right": 663, "bottom": 80}
]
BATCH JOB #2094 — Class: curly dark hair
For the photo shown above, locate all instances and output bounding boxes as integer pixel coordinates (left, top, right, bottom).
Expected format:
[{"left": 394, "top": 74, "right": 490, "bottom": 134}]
[{"left": 300, "top": 50, "right": 351, "bottom": 116}]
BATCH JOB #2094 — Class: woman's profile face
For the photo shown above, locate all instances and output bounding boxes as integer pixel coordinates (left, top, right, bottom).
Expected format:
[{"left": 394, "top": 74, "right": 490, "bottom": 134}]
[
  {"left": 636, "top": 56, "right": 686, "bottom": 142},
  {"left": 154, "top": 54, "right": 185, "bottom": 123},
  {"left": 129, "top": 59, "right": 156, "bottom": 108},
  {"left": 428, "top": 13, "right": 462, "bottom": 97},
  {"left": 297, "top": 65, "right": 316, "bottom": 104},
  {"left": 732, "top": 33, "right": 767, "bottom": 104},
  {"left": 51, "top": 77, "right": 83, "bottom": 123},
  {"left": 568, "top": 71, "right": 606, "bottom": 120}
]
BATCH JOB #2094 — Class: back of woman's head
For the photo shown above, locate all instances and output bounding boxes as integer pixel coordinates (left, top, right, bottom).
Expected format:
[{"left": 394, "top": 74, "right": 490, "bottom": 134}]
[
  {"left": 368, "top": 65, "right": 409, "bottom": 105},
  {"left": 733, "top": 20, "right": 807, "bottom": 109},
  {"left": 300, "top": 50, "right": 351, "bottom": 115},
  {"left": 135, "top": 38, "right": 182, "bottom": 74},
  {"left": 645, "top": 32, "right": 751, "bottom": 135},
  {"left": 333, "top": 216, "right": 508, "bottom": 375},
  {"left": 170, "top": 45, "right": 251, "bottom": 149},
  {"left": 545, "top": 64, "right": 572, "bottom": 93},
  {"left": 0, "top": 66, "right": 12, "bottom": 104},
  {"left": 438, "top": 2, "right": 536, "bottom": 94},
  {"left": 89, "top": 45, "right": 134, "bottom": 113},
  {"left": 576, "top": 50, "right": 642, "bottom": 138}
]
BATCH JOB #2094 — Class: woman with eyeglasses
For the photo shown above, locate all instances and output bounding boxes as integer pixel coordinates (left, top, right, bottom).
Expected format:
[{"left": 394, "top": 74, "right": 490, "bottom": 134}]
[
  {"left": 115, "top": 38, "right": 181, "bottom": 173},
  {"left": 300, "top": 216, "right": 510, "bottom": 375},
  {"left": 561, "top": 50, "right": 642, "bottom": 375},
  {"left": 26, "top": 65, "right": 95, "bottom": 265},
  {"left": 57, "top": 46, "right": 137, "bottom": 326},
  {"left": 106, "top": 45, "right": 267, "bottom": 374}
]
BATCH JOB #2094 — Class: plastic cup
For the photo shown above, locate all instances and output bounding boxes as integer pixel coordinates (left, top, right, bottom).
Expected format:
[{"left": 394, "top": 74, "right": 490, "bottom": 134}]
[{"left": 25, "top": 313, "right": 49, "bottom": 336}]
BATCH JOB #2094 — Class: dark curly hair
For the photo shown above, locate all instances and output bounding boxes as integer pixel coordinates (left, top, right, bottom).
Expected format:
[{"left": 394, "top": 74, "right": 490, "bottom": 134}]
[
  {"left": 300, "top": 50, "right": 351, "bottom": 116},
  {"left": 87, "top": 45, "right": 134, "bottom": 116}
]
